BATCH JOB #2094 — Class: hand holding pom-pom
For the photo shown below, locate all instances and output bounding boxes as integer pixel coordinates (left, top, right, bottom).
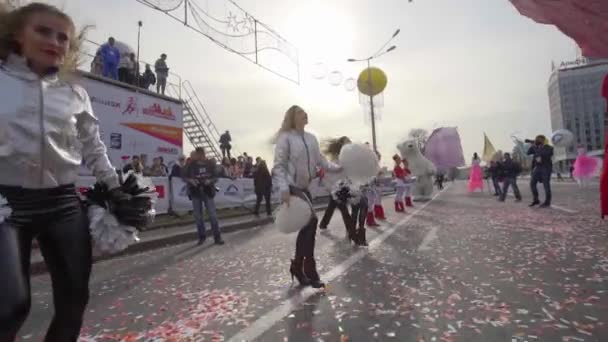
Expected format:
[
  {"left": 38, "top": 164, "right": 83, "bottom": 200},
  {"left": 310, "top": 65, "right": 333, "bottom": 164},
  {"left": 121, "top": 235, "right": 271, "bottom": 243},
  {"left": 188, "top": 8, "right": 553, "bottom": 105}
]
[
  {"left": 275, "top": 196, "right": 313, "bottom": 234},
  {"left": 331, "top": 179, "right": 361, "bottom": 205}
]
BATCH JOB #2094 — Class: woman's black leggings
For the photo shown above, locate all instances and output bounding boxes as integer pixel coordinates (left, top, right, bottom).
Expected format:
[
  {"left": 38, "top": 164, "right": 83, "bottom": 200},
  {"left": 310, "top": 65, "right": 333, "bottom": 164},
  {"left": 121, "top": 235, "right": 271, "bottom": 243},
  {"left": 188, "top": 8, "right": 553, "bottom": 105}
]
[
  {"left": 290, "top": 187, "right": 318, "bottom": 258},
  {"left": 0, "top": 185, "right": 92, "bottom": 342},
  {"left": 350, "top": 196, "right": 368, "bottom": 230},
  {"left": 319, "top": 197, "right": 352, "bottom": 233}
]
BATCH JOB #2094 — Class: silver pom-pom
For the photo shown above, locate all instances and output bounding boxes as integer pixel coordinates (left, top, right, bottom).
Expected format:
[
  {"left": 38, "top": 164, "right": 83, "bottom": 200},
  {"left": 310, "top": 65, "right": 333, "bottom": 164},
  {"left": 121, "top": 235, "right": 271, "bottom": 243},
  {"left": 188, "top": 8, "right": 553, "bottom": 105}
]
[
  {"left": 88, "top": 205, "right": 140, "bottom": 255},
  {"left": 331, "top": 179, "right": 361, "bottom": 206},
  {"left": 0, "top": 195, "right": 11, "bottom": 225}
]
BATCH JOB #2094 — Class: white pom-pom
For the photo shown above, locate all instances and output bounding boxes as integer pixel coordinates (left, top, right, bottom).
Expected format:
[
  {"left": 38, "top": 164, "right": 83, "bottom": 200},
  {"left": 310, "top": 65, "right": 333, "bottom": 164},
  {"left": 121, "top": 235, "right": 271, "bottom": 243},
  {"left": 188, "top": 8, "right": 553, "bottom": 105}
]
[
  {"left": 274, "top": 196, "right": 313, "bottom": 234},
  {"left": 551, "top": 129, "right": 574, "bottom": 147},
  {"left": 88, "top": 205, "right": 140, "bottom": 255},
  {"left": 0, "top": 195, "right": 12, "bottom": 225},
  {"left": 339, "top": 143, "right": 379, "bottom": 184}
]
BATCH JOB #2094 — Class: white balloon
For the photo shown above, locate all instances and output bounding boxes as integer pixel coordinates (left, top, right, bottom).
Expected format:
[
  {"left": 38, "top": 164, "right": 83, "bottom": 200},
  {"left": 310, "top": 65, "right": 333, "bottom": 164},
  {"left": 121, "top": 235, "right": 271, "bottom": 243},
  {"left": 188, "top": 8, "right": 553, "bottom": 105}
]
[
  {"left": 338, "top": 143, "right": 379, "bottom": 184},
  {"left": 311, "top": 62, "right": 327, "bottom": 79},
  {"left": 344, "top": 78, "right": 356, "bottom": 91},
  {"left": 274, "top": 196, "right": 313, "bottom": 234},
  {"left": 328, "top": 71, "right": 343, "bottom": 86},
  {"left": 551, "top": 129, "right": 574, "bottom": 147}
]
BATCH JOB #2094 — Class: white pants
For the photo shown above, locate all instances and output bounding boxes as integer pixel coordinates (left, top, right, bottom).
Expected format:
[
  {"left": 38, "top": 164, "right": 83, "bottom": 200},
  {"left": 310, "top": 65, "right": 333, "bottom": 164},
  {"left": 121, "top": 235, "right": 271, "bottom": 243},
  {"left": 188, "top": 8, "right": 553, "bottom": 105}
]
[
  {"left": 395, "top": 184, "right": 412, "bottom": 202},
  {"left": 366, "top": 187, "right": 381, "bottom": 212}
]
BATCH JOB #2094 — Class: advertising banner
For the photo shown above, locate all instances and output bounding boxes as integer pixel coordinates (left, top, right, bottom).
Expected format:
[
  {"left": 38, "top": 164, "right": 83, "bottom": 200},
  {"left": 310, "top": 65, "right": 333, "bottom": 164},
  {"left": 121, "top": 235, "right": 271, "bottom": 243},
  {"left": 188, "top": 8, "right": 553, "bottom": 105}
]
[{"left": 78, "top": 76, "right": 184, "bottom": 171}]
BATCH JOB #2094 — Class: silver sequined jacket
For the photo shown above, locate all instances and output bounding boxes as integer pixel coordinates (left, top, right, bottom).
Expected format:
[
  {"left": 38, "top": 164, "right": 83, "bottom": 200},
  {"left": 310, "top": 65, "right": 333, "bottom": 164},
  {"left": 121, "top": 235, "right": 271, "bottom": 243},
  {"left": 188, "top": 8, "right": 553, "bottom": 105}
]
[
  {"left": 272, "top": 130, "right": 339, "bottom": 193},
  {"left": 0, "top": 54, "right": 119, "bottom": 189}
]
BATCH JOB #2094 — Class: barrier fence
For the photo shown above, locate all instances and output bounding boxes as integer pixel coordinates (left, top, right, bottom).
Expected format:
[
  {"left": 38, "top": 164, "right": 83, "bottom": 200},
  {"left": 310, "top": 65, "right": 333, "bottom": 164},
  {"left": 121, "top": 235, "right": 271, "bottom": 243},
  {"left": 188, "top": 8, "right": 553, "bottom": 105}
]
[{"left": 75, "top": 176, "right": 397, "bottom": 215}]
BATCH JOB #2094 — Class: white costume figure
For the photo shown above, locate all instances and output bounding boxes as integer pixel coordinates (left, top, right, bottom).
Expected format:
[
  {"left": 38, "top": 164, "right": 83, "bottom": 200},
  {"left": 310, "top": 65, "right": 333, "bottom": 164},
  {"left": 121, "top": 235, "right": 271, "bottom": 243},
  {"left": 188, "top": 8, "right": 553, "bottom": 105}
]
[{"left": 398, "top": 140, "right": 436, "bottom": 201}]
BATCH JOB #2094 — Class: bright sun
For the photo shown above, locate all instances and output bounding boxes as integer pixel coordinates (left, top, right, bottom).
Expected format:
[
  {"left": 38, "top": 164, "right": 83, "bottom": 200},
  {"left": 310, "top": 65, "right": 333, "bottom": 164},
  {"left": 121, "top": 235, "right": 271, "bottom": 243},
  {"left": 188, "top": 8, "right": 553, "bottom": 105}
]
[{"left": 283, "top": 1, "right": 358, "bottom": 111}]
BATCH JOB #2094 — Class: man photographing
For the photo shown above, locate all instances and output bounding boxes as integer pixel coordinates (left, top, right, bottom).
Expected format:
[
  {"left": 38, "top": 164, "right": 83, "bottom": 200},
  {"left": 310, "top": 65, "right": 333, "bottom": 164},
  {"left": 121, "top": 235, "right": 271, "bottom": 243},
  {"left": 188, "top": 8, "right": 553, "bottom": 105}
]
[
  {"left": 183, "top": 147, "right": 224, "bottom": 245},
  {"left": 526, "top": 135, "right": 554, "bottom": 208}
]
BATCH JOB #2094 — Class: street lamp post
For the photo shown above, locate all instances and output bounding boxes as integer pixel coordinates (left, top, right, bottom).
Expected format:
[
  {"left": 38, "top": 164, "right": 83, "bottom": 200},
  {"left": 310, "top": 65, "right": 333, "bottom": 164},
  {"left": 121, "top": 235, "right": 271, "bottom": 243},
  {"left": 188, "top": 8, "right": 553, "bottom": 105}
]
[
  {"left": 136, "top": 20, "right": 143, "bottom": 86},
  {"left": 348, "top": 29, "right": 399, "bottom": 153}
]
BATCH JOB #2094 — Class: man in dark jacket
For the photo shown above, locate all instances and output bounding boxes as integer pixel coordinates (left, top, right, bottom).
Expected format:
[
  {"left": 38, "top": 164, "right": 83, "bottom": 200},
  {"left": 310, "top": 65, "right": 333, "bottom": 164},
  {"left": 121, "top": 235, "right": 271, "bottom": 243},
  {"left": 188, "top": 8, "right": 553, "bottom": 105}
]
[
  {"left": 498, "top": 152, "right": 522, "bottom": 202},
  {"left": 183, "top": 147, "right": 224, "bottom": 245},
  {"left": 488, "top": 161, "right": 502, "bottom": 196},
  {"left": 527, "top": 135, "right": 554, "bottom": 207},
  {"left": 253, "top": 159, "right": 272, "bottom": 217}
]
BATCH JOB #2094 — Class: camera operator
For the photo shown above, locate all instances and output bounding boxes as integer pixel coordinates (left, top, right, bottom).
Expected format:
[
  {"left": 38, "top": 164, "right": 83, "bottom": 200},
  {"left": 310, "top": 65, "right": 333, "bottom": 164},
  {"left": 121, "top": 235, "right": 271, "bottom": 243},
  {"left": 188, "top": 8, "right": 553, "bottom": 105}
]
[
  {"left": 526, "top": 135, "right": 554, "bottom": 207},
  {"left": 183, "top": 147, "right": 224, "bottom": 245}
]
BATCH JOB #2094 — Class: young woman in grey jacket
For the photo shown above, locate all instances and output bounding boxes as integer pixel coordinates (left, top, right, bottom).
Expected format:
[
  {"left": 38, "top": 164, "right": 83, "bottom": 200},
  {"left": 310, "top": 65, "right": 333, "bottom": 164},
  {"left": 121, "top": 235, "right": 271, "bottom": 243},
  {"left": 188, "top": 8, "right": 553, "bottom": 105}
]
[{"left": 272, "top": 105, "right": 341, "bottom": 288}]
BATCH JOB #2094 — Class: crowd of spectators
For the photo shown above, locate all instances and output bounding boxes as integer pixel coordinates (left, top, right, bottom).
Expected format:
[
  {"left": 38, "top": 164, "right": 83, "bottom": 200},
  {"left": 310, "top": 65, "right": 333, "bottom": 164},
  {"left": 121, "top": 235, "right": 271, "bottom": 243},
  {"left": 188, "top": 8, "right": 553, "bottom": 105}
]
[
  {"left": 90, "top": 37, "right": 169, "bottom": 95},
  {"left": 120, "top": 151, "right": 268, "bottom": 182}
]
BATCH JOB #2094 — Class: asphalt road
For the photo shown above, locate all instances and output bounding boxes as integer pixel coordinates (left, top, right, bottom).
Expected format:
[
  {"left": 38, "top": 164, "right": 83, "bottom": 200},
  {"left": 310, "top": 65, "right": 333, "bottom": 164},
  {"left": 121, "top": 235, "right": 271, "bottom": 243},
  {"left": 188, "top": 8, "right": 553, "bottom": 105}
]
[{"left": 19, "top": 180, "right": 607, "bottom": 342}]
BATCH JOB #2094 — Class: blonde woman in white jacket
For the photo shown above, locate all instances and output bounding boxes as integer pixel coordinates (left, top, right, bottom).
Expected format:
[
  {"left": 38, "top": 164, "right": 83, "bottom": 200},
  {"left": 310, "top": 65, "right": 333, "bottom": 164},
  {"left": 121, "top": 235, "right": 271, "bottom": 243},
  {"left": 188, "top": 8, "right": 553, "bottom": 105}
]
[
  {"left": 272, "top": 105, "right": 341, "bottom": 288},
  {"left": 0, "top": 4, "right": 139, "bottom": 341}
]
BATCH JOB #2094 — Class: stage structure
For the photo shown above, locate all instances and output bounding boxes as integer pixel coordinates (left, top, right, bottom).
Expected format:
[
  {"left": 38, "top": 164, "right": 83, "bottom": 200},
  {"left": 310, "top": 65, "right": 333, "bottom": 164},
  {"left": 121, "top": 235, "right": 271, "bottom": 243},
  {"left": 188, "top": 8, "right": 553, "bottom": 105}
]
[{"left": 135, "top": 0, "right": 300, "bottom": 84}]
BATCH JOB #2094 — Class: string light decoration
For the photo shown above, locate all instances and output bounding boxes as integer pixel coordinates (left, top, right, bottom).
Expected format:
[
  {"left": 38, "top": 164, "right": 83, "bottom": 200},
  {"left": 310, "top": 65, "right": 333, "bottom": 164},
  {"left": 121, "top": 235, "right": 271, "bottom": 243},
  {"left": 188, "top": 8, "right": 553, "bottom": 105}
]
[{"left": 136, "top": 0, "right": 300, "bottom": 84}]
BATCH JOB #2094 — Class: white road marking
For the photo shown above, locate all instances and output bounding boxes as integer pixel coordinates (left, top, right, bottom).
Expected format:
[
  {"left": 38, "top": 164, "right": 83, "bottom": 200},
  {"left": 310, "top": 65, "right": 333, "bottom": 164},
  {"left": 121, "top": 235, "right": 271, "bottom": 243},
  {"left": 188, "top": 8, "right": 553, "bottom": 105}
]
[
  {"left": 227, "top": 186, "right": 449, "bottom": 342},
  {"left": 418, "top": 226, "right": 439, "bottom": 251},
  {"left": 550, "top": 204, "right": 578, "bottom": 214}
]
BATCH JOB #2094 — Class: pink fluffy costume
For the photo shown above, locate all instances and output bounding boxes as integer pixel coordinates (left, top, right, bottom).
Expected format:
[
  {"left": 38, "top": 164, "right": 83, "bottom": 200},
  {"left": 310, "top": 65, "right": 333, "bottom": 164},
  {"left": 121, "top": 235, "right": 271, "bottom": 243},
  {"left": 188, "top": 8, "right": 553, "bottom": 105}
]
[
  {"left": 573, "top": 147, "right": 601, "bottom": 184},
  {"left": 468, "top": 157, "right": 484, "bottom": 193}
]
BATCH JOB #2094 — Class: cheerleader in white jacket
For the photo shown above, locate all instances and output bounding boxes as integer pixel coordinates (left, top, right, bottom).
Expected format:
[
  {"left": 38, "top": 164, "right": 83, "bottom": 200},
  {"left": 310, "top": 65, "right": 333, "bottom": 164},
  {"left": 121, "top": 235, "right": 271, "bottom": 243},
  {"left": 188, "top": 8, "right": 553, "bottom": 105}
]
[
  {"left": 272, "top": 105, "right": 341, "bottom": 288},
  {"left": 0, "top": 4, "right": 145, "bottom": 340}
]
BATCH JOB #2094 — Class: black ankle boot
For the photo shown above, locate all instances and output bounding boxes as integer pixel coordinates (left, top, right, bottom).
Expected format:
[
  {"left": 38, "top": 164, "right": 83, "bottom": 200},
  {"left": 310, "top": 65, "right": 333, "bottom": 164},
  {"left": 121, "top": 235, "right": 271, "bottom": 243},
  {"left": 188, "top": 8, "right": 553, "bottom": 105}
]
[
  {"left": 290, "top": 258, "right": 310, "bottom": 286},
  {"left": 303, "top": 257, "right": 325, "bottom": 288}
]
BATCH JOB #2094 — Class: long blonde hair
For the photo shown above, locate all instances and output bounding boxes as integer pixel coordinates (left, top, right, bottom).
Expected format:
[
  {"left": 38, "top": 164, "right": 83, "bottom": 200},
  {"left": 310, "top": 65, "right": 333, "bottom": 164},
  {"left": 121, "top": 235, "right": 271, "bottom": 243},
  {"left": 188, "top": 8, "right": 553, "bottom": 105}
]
[
  {"left": 0, "top": 2, "right": 89, "bottom": 76},
  {"left": 322, "top": 136, "right": 351, "bottom": 161},
  {"left": 272, "top": 105, "right": 305, "bottom": 143}
]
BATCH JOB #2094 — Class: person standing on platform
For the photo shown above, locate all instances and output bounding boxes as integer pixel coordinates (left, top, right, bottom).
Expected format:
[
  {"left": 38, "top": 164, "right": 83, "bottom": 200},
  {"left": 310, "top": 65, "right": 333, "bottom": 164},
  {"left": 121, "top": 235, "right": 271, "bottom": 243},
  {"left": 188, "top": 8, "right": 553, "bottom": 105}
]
[
  {"left": 100, "top": 36, "right": 120, "bottom": 80},
  {"left": 154, "top": 53, "right": 168, "bottom": 95}
]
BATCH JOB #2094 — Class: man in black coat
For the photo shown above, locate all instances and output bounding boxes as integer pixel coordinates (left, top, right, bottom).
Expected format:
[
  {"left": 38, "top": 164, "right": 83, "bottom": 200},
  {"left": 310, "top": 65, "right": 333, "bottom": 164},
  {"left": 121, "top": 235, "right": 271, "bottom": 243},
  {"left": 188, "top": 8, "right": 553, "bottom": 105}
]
[
  {"left": 526, "top": 135, "right": 554, "bottom": 207},
  {"left": 498, "top": 152, "right": 522, "bottom": 202}
]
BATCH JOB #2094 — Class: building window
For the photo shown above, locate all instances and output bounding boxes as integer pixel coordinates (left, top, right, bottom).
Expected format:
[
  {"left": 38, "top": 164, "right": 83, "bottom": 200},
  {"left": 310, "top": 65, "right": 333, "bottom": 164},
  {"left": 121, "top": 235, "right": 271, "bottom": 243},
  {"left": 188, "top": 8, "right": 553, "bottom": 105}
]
[{"left": 587, "top": 144, "right": 593, "bottom": 151}]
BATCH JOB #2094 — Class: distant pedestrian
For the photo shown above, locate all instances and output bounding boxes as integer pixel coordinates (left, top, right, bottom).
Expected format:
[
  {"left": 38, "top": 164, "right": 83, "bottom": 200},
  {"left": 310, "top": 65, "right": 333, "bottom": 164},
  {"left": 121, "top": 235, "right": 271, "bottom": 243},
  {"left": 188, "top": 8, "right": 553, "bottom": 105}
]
[
  {"left": 140, "top": 64, "right": 156, "bottom": 89},
  {"left": 498, "top": 153, "right": 522, "bottom": 202},
  {"left": 253, "top": 159, "right": 272, "bottom": 217},
  {"left": 527, "top": 135, "right": 554, "bottom": 207}
]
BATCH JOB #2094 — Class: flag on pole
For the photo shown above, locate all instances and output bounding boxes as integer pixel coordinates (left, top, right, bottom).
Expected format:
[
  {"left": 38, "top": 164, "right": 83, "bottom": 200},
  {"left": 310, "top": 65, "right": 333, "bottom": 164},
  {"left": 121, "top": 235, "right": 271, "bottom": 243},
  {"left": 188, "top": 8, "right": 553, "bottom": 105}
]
[{"left": 482, "top": 133, "right": 496, "bottom": 163}]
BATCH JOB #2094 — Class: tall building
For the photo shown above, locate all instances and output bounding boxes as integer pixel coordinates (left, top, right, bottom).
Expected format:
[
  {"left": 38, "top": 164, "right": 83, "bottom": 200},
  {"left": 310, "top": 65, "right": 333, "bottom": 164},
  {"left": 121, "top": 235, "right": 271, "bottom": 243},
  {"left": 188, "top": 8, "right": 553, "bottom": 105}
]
[{"left": 548, "top": 60, "right": 608, "bottom": 163}]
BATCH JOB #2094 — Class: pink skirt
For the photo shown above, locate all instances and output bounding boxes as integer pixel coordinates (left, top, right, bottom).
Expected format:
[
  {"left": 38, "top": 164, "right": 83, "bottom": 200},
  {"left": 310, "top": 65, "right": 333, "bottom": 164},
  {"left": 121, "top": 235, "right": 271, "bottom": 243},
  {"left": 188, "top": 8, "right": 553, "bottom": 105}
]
[
  {"left": 573, "top": 155, "right": 601, "bottom": 180},
  {"left": 468, "top": 165, "right": 484, "bottom": 192}
]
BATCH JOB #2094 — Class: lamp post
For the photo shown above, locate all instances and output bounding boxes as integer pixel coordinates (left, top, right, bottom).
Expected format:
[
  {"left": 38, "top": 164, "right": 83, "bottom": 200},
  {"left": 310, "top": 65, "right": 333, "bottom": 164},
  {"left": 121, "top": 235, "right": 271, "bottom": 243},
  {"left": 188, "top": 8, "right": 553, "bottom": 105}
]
[
  {"left": 136, "top": 20, "right": 143, "bottom": 87},
  {"left": 348, "top": 29, "right": 399, "bottom": 153}
]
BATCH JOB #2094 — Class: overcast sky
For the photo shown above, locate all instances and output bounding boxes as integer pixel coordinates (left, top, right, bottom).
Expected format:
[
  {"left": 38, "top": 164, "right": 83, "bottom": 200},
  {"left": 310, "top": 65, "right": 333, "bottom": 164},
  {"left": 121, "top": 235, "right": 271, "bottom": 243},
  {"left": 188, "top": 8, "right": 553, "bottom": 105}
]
[{"left": 49, "top": 0, "right": 577, "bottom": 164}]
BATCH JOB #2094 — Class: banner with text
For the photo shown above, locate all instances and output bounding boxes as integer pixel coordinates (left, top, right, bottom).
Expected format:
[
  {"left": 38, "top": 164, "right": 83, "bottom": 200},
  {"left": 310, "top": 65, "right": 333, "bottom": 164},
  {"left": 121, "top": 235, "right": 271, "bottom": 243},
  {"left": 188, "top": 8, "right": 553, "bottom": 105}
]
[{"left": 78, "top": 76, "right": 184, "bottom": 172}]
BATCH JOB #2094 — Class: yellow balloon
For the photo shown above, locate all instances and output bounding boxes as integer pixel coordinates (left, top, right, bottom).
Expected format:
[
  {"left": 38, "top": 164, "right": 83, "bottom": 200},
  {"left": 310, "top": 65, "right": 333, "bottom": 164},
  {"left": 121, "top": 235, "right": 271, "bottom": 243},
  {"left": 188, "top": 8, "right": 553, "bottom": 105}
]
[{"left": 357, "top": 67, "right": 388, "bottom": 96}]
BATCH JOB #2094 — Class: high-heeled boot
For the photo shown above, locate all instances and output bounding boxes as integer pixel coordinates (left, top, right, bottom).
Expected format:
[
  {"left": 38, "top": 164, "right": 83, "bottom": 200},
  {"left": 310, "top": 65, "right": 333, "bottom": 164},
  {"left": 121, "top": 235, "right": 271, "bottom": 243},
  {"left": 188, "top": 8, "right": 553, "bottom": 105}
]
[
  {"left": 303, "top": 257, "right": 325, "bottom": 288},
  {"left": 366, "top": 211, "right": 378, "bottom": 227},
  {"left": 290, "top": 257, "right": 310, "bottom": 286},
  {"left": 405, "top": 197, "right": 413, "bottom": 207},
  {"left": 356, "top": 228, "right": 368, "bottom": 246},
  {"left": 374, "top": 204, "right": 386, "bottom": 220}
]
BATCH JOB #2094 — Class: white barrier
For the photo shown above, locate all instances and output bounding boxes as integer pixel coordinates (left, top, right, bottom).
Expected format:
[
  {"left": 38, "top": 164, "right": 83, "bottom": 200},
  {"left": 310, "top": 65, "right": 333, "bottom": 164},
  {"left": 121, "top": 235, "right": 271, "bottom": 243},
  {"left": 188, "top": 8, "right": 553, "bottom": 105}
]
[{"left": 76, "top": 176, "right": 396, "bottom": 215}]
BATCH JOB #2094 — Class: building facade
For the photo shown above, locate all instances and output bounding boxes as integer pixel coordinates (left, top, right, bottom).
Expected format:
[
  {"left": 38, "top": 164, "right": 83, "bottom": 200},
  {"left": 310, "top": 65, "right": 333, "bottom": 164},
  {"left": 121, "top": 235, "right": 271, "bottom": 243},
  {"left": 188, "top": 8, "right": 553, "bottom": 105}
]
[{"left": 548, "top": 61, "right": 607, "bottom": 163}]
